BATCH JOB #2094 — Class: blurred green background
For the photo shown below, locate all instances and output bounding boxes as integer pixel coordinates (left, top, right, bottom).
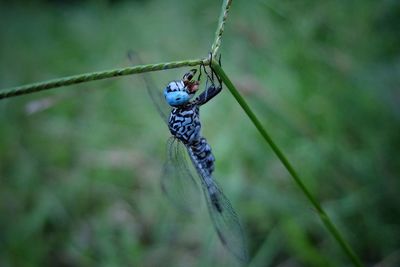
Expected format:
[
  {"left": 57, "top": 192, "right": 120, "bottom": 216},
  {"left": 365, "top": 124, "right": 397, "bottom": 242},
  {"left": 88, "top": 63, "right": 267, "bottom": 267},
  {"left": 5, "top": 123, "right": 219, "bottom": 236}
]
[{"left": 1, "top": 0, "right": 399, "bottom": 266}]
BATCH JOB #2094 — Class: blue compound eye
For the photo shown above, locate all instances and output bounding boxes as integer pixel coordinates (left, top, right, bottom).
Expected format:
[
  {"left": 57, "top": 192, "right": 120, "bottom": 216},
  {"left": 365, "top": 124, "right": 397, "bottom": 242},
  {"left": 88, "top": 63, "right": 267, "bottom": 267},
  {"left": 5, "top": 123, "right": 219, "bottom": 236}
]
[
  {"left": 163, "top": 80, "right": 192, "bottom": 106},
  {"left": 164, "top": 90, "right": 190, "bottom": 106}
]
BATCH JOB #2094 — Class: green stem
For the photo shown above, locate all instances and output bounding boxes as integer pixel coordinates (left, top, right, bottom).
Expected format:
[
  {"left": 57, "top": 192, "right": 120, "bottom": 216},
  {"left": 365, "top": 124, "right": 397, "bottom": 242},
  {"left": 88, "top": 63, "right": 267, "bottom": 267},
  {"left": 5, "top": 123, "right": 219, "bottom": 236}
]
[
  {"left": 211, "top": 61, "right": 364, "bottom": 267},
  {"left": 211, "top": 0, "right": 233, "bottom": 57},
  {"left": 0, "top": 58, "right": 206, "bottom": 100}
]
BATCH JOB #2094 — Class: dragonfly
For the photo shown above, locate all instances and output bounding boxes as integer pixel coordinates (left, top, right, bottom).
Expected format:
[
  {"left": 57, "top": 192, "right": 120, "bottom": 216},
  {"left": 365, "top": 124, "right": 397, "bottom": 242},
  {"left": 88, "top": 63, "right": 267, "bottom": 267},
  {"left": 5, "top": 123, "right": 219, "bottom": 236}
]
[{"left": 128, "top": 52, "right": 248, "bottom": 262}]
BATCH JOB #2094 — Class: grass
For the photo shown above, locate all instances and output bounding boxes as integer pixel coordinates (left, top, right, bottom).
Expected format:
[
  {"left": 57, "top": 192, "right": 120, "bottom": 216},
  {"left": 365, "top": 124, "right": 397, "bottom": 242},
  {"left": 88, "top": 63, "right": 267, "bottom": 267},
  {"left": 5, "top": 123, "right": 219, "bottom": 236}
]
[{"left": 0, "top": 0, "right": 399, "bottom": 266}]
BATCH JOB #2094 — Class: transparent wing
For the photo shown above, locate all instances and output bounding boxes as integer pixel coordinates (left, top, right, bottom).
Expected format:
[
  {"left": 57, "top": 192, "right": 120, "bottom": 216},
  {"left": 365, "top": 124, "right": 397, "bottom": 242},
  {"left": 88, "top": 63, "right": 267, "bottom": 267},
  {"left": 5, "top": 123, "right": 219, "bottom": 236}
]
[
  {"left": 188, "top": 148, "right": 248, "bottom": 262},
  {"left": 127, "top": 50, "right": 170, "bottom": 122},
  {"left": 203, "top": 178, "right": 248, "bottom": 263},
  {"left": 161, "top": 137, "right": 201, "bottom": 213}
]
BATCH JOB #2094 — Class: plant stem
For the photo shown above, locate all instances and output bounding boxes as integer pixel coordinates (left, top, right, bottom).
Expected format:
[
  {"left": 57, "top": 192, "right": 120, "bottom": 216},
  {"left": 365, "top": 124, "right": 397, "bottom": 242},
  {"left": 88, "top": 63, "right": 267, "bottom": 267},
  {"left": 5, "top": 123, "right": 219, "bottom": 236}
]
[
  {"left": 211, "top": 0, "right": 233, "bottom": 57},
  {"left": 0, "top": 58, "right": 206, "bottom": 100},
  {"left": 211, "top": 61, "right": 364, "bottom": 267}
]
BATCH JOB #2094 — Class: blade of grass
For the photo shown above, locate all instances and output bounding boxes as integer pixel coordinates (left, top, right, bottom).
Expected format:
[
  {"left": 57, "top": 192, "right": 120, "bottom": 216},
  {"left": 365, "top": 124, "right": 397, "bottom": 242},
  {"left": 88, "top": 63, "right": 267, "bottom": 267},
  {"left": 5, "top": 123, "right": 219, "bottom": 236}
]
[
  {"left": 211, "top": 60, "right": 364, "bottom": 267},
  {"left": 211, "top": 0, "right": 233, "bottom": 57},
  {"left": 0, "top": 58, "right": 206, "bottom": 100}
]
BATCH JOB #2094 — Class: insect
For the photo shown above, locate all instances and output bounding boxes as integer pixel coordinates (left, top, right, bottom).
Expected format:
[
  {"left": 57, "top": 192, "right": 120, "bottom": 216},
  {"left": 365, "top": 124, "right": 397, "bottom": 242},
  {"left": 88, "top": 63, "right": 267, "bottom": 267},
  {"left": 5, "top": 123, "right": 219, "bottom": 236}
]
[{"left": 129, "top": 52, "right": 247, "bottom": 262}]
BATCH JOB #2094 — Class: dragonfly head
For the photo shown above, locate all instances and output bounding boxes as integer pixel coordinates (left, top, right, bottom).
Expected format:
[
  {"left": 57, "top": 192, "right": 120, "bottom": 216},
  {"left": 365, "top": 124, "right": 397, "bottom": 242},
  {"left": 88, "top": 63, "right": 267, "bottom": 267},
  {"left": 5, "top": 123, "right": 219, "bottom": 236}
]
[
  {"left": 164, "top": 69, "right": 199, "bottom": 107},
  {"left": 164, "top": 80, "right": 194, "bottom": 106}
]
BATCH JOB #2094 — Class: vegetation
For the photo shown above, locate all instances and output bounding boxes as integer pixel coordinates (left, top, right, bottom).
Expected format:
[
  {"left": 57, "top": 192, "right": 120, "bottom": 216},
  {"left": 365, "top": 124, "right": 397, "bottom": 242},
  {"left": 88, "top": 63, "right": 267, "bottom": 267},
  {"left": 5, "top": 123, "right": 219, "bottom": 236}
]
[{"left": 0, "top": 1, "right": 399, "bottom": 266}]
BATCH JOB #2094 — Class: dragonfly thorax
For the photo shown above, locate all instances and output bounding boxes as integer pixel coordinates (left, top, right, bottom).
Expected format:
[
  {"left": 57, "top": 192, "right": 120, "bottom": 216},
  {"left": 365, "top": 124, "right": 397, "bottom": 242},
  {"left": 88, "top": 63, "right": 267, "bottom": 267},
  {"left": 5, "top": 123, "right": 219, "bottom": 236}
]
[{"left": 168, "top": 104, "right": 201, "bottom": 145}]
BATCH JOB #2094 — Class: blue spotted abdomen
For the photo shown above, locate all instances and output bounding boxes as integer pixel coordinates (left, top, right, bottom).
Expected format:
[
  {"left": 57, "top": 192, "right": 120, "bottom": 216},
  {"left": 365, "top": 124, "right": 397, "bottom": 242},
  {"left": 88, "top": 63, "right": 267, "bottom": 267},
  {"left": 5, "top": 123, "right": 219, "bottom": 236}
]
[
  {"left": 168, "top": 105, "right": 215, "bottom": 175},
  {"left": 189, "top": 137, "right": 215, "bottom": 175},
  {"left": 187, "top": 138, "right": 219, "bottom": 211}
]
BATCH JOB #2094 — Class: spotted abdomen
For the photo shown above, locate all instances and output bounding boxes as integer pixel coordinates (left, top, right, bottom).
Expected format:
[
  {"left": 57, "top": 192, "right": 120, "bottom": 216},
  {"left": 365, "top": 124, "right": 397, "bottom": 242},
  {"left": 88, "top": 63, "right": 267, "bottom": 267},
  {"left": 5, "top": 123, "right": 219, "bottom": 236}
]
[{"left": 189, "top": 137, "right": 215, "bottom": 175}]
